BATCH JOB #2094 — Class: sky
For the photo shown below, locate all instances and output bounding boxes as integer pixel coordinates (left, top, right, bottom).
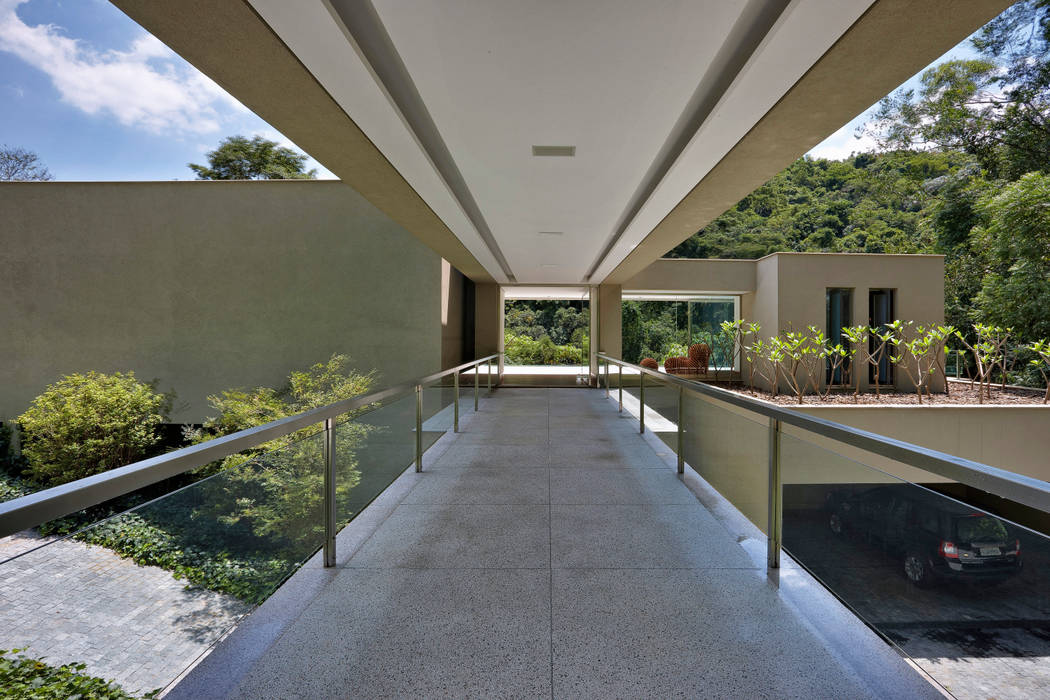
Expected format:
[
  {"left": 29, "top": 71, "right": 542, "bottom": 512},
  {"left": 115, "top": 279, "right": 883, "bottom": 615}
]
[{"left": 0, "top": 0, "right": 983, "bottom": 181}]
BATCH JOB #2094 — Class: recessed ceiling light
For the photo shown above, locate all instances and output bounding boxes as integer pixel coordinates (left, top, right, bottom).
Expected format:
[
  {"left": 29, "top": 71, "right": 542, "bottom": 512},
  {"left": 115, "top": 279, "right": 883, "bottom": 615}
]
[
  {"left": 538, "top": 231, "right": 563, "bottom": 237},
  {"left": 532, "top": 145, "right": 576, "bottom": 157},
  {"left": 541, "top": 263, "right": 560, "bottom": 268}
]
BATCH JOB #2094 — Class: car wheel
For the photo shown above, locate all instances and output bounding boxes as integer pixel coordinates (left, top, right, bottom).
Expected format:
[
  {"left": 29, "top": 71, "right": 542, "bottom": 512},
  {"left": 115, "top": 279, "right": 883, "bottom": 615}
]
[
  {"left": 904, "top": 552, "right": 932, "bottom": 588},
  {"left": 829, "top": 513, "right": 844, "bottom": 535}
]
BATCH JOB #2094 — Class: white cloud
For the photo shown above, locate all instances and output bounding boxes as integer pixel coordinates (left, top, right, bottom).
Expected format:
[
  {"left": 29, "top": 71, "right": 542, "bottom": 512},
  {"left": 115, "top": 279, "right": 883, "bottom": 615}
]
[{"left": 0, "top": 0, "right": 246, "bottom": 135}]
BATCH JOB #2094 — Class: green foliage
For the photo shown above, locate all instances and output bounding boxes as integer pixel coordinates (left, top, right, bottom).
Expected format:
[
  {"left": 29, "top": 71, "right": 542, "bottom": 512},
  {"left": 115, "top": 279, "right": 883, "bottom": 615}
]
[
  {"left": 973, "top": 172, "right": 1050, "bottom": 342},
  {"left": 868, "top": 1, "right": 1050, "bottom": 180},
  {"left": 0, "top": 648, "right": 154, "bottom": 699},
  {"left": 17, "top": 372, "right": 172, "bottom": 487},
  {"left": 0, "top": 472, "right": 30, "bottom": 503},
  {"left": 186, "top": 354, "right": 373, "bottom": 546},
  {"left": 188, "top": 135, "right": 317, "bottom": 180},
  {"left": 73, "top": 511, "right": 295, "bottom": 604},
  {"left": 504, "top": 332, "right": 585, "bottom": 365},
  {"left": 503, "top": 301, "right": 589, "bottom": 365}
]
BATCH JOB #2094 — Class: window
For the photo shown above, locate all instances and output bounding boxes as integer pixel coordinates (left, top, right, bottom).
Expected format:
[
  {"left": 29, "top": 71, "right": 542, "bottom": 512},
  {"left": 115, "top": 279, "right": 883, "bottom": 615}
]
[
  {"left": 826, "top": 288, "right": 852, "bottom": 384},
  {"left": 869, "top": 289, "right": 895, "bottom": 384}
]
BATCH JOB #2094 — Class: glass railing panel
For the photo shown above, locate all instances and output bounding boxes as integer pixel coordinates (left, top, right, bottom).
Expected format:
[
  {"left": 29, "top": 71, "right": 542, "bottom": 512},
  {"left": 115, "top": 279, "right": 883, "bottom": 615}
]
[
  {"left": 681, "top": 392, "right": 771, "bottom": 532},
  {"left": 642, "top": 374, "right": 680, "bottom": 451},
  {"left": 780, "top": 429, "right": 1050, "bottom": 699},
  {"left": 421, "top": 379, "right": 456, "bottom": 453},
  {"left": 0, "top": 428, "right": 326, "bottom": 698},
  {"left": 334, "top": 393, "right": 416, "bottom": 524}
]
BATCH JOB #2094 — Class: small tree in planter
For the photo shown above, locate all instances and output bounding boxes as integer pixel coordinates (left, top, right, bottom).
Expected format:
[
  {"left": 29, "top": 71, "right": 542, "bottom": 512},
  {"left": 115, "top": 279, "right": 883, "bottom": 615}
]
[
  {"left": 713, "top": 320, "right": 742, "bottom": 382},
  {"left": 821, "top": 338, "right": 854, "bottom": 401},
  {"left": 889, "top": 322, "right": 954, "bottom": 404},
  {"left": 1027, "top": 339, "right": 1050, "bottom": 404},
  {"left": 774, "top": 332, "right": 810, "bottom": 404},
  {"left": 798, "top": 327, "right": 830, "bottom": 400},
  {"left": 840, "top": 326, "right": 870, "bottom": 402},
  {"left": 955, "top": 324, "right": 1009, "bottom": 403},
  {"left": 740, "top": 323, "right": 763, "bottom": 394},
  {"left": 746, "top": 336, "right": 780, "bottom": 397}
]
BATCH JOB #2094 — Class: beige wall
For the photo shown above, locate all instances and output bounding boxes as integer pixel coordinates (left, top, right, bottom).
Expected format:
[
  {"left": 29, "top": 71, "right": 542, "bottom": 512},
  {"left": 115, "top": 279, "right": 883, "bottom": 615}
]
[
  {"left": 598, "top": 284, "right": 622, "bottom": 359},
  {"left": 625, "top": 254, "right": 945, "bottom": 394},
  {"left": 440, "top": 260, "right": 466, "bottom": 369},
  {"left": 474, "top": 283, "right": 503, "bottom": 368},
  {"left": 622, "top": 258, "right": 755, "bottom": 294},
  {"left": 793, "top": 405, "right": 1050, "bottom": 484},
  {"left": 0, "top": 181, "right": 442, "bottom": 424},
  {"left": 772, "top": 253, "right": 945, "bottom": 393}
]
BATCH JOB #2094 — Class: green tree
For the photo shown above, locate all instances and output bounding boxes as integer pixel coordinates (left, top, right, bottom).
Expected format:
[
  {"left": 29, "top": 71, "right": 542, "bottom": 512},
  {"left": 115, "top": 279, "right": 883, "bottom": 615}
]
[
  {"left": 188, "top": 135, "right": 317, "bottom": 180},
  {"left": 973, "top": 172, "right": 1050, "bottom": 342},
  {"left": 865, "top": 1, "right": 1050, "bottom": 180},
  {"left": 17, "top": 372, "right": 172, "bottom": 487}
]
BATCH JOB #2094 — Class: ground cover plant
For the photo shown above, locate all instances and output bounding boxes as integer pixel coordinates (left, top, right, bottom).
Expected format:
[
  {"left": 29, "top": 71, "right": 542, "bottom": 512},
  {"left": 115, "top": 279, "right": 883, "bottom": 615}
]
[
  {"left": 0, "top": 648, "right": 155, "bottom": 699},
  {"left": 4, "top": 356, "right": 376, "bottom": 605}
]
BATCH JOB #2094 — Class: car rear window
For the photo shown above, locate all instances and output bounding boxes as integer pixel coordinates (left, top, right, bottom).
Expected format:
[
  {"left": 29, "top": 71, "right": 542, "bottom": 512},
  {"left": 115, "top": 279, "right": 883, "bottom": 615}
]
[{"left": 955, "top": 516, "right": 1008, "bottom": 544}]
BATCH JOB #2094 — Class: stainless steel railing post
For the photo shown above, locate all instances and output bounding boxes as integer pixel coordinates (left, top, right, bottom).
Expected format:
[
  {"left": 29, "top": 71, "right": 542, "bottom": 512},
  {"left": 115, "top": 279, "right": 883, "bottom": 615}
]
[
  {"left": 604, "top": 360, "right": 609, "bottom": 396},
  {"left": 767, "top": 418, "right": 782, "bottom": 569},
  {"left": 677, "top": 386, "right": 684, "bottom": 475},
  {"left": 415, "top": 384, "right": 423, "bottom": 473},
  {"left": 618, "top": 365, "right": 623, "bottom": 411},
  {"left": 639, "top": 371, "right": 645, "bottom": 434},
  {"left": 323, "top": 417, "right": 337, "bottom": 567},
  {"left": 474, "top": 365, "right": 480, "bottom": 411},
  {"left": 453, "top": 372, "right": 459, "bottom": 433},
  {"left": 487, "top": 359, "right": 492, "bottom": 391}
]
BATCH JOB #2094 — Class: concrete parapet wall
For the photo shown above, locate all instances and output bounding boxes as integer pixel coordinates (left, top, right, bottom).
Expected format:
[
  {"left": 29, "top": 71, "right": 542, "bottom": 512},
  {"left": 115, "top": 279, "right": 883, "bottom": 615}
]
[{"left": 1, "top": 180, "right": 442, "bottom": 423}]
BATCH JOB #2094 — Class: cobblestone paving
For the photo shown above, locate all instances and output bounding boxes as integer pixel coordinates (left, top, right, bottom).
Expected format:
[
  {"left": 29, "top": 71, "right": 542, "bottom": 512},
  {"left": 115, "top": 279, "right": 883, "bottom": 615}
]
[{"left": 0, "top": 532, "right": 251, "bottom": 696}]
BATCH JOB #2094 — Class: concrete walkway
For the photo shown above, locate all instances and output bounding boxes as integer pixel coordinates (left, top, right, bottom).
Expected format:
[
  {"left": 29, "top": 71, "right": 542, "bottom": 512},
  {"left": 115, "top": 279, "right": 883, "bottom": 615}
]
[{"left": 172, "top": 388, "right": 942, "bottom": 699}]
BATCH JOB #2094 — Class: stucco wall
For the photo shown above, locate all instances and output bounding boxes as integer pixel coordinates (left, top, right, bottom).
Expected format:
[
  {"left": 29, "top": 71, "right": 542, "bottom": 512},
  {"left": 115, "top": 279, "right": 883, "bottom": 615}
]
[
  {"left": 622, "top": 258, "right": 755, "bottom": 294},
  {"left": 792, "top": 404, "right": 1050, "bottom": 485},
  {"left": 0, "top": 181, "right": 442, "bottom": 423},
  {"left": 772, "top": 253, "right": 945, "bottom": 393}
]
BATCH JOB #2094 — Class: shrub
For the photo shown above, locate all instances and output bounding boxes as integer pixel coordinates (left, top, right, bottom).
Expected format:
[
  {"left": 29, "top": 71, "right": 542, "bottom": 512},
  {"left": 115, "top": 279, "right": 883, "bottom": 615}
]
[
  {"left": 185, "top": 354, "right": 373, "bottom": 551},
  {"left": 0, "top": 648, "right": 154, "bottom": 699},
  {"left": 18, "top": 372, "right": 172, "bottom": 487},
  {"left": 504, "top": 331, "right": 585, "bottom": 365}
]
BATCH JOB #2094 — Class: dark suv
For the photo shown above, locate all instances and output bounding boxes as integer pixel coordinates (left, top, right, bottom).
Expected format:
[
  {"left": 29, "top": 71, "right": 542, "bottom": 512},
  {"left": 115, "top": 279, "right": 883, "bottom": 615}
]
[{"left": 827, "top": 484, "right": 1022, "bottom": 587}]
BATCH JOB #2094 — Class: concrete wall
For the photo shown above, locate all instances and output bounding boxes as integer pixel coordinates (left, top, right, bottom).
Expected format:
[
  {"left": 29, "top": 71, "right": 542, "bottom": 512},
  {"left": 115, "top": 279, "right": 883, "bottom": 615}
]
[
  {"left": 440, "top": 260, "right": 467, "bottom": 369},
  {"left": 598, "top": 284, "right": 622, "bottom": 359},
  {"left": 625, "top": 254, "right": 945, "bottom": 394},
  {"left": 474, "top": 283, "right": 503, "bottom": 371},
  {"left": 772, "top": 253, "right": 945, "bottom": 393},
  {"left": 792, "top": 405, "right": 1050, "bottom": 485},
  {"left": 0, "top": 181, "right": 442, "bottom": 424},
  {"left": 622, "top": 258, "right": 755, "bottom": 294}
]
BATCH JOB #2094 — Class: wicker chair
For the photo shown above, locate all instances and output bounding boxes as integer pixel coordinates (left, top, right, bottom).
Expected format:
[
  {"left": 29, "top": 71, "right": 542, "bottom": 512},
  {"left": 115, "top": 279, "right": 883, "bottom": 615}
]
[
  {"left": 688, "top": 343, "right": 711, "bottom": 376},
  {"left": 640, "top": 357, "right": 660, "bottom": 370},
  {"left": 664, "top": 355, "right": 691, "bottom": 374}
]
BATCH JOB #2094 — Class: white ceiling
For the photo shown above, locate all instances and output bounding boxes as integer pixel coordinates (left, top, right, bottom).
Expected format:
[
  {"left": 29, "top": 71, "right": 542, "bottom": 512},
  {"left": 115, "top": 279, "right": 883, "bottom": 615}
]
[{"left": 247, "top": 0, "right": 874, "bottom": 285}]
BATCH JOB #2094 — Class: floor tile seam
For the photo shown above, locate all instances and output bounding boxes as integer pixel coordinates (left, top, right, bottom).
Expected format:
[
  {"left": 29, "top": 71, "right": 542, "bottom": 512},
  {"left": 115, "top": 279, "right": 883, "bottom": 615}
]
[
  {"left": 547, "top": 390, "right": 554, "bottom": 700},
  {"left": 337, "top": 565, "right": 555, "bottom": 571},
  {"left": 549, "top": 566, "right": 766, "bottom": 571}
]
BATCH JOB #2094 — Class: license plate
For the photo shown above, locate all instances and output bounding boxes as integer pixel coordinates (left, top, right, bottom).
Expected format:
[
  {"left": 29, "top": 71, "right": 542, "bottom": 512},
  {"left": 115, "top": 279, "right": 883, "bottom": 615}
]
[{"left": 979, "top": 547, "right": 1000, "bottom": 556}]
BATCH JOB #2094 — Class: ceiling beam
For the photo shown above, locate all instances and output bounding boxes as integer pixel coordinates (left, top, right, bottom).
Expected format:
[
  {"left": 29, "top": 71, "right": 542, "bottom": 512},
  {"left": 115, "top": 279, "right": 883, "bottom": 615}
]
[
  {"left": 110, "top": 0, "right": 496, "bottom": 283},
  {"left": 600, "top": 0, "right": 1013, "bottom": 285}
]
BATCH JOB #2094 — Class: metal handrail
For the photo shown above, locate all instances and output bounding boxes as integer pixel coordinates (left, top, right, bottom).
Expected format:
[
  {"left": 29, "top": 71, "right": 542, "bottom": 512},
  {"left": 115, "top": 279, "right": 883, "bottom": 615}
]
[
  {"left": 0, "top": 354, "right": 501, "bottom": 538},
  {"left": 597, "top": 354, "right": 1050, "bottom": 514}
]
